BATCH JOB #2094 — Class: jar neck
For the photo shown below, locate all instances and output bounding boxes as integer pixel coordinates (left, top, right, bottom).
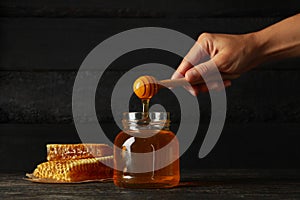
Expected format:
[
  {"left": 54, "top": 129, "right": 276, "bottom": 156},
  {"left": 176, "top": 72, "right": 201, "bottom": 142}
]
[
  {"left": 122, "top": 112, "right": 170, "bottom": 131},
  {"left": 123, "top": 121, "right": 170, "bottom": 131}
]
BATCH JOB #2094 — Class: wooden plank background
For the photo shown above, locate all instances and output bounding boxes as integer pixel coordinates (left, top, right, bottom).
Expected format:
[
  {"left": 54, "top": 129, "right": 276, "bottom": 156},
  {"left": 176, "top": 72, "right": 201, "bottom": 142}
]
[
  {"left": 0, "top": 0, "right": 300, "bottom": 172},
  {"left": 1, "top": 0, "right": 299, "bottom": 17}
]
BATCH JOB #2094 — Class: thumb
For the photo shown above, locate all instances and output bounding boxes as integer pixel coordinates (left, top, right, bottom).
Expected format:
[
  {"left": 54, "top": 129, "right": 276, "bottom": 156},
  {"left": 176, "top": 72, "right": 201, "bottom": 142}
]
[{"left": 185, "top": 60, "right": 218, "bottom": 83}]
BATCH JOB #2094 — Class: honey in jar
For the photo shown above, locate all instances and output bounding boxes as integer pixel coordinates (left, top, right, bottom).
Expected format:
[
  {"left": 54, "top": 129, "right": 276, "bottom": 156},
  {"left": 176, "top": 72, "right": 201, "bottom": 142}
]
[{"left": 113, "top": 112, "right": 180, "bottom": 188}]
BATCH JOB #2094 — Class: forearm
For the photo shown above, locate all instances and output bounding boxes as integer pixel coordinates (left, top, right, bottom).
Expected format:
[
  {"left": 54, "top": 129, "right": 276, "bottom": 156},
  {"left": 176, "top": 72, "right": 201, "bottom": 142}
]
[{"left": 253, "top": 13, "right": 300, "bottom": 65}]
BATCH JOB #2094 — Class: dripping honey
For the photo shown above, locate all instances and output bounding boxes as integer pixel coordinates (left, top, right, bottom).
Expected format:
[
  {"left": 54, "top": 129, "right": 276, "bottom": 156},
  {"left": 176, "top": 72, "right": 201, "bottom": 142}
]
[{"left": 142, "top": 99, "right": 150, "bottom": 113}]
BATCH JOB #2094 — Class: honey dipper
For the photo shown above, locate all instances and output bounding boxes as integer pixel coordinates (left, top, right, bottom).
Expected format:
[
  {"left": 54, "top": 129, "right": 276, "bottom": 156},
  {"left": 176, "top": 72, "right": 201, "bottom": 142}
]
[{"left": 133, "top": 74, "right": 239, "bottom": 99}]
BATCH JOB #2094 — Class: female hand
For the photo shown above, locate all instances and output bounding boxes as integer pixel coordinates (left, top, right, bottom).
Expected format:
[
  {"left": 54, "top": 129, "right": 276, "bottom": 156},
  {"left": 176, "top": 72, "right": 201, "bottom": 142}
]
[
  {"left": 171, "top": 32, "right": 259, "bottom": 95},
  {"left": 172, "top": 13, "right": 300, "bottom": 96}
]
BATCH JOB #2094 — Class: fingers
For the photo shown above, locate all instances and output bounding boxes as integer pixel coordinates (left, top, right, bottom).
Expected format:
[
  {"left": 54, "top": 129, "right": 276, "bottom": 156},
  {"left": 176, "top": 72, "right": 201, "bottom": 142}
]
[
  {"left": 171, "top": 33, "right": 234, "bottom": 96},
  {"left": 171, "top": 69, "right": 185, "bottom": 80},
  {"left": 187, "top": 80, "right": 232, "bottom": 96},
  {"left": 185, "top": 59, "right": 218, "bottom": 84},
  {"left": 172, "top": 50, "right": 232, "bottom": 96},
  {"left": 207, "top": 80, "right": 231, "bottom": 91},
  {"left": 172, "top": 41, "right": 209, "bottom": 79},
  {"left": 186, "top": 84, "right": 207, "bottom": 96}
]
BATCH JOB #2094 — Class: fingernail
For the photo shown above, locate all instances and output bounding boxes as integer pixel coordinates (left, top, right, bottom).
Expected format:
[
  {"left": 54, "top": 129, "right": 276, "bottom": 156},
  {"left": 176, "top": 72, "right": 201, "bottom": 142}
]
[
  {"left": 171, "top": 71, "right": 184, "bottom": 80},
  {"left": 188, "top": 89, "right": 197, "bottom": 96},
  {"left": 184, "top": 85, "right": 196, "bottom": 96},
  {"left": 171, "top": 74, "right": 177, "bottom": 80}
]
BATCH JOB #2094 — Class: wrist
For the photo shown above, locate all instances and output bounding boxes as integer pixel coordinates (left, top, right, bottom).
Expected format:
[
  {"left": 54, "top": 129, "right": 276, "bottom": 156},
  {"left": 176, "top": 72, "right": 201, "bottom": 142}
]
[
  {"left": 252, "top": 16, "right": 300, "bottom": 63},
  {"left": 244, "top": 31, "right": 267, "bottom": 68},
  {"left": 254, "top": 29, "right": 273, "bottom": 61}
]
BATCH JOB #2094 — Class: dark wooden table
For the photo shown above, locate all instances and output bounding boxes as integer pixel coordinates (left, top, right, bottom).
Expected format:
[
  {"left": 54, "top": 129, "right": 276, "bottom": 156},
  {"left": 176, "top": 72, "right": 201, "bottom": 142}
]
[{"left": 1, "top": 169, "right": 300, "bottom": 200}]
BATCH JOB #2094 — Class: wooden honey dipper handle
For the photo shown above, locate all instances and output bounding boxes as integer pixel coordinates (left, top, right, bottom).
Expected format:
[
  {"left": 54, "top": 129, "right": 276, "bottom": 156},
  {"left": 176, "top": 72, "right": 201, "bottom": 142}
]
[
  {"left": 133, "top": 74, "right": 239, "bottom": 99},
  {"left": 159, "top": 73, "right": 240, "bottom": 88}
]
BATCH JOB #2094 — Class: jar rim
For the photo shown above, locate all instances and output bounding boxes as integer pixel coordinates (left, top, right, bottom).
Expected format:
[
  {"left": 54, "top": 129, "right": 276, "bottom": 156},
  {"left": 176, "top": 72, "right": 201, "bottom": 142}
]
[
  {"left": 122, "top": 112, "right": 170, "bottom": 121},
  {"left": 123, "top": 111, "right": 169, "bottom": 114}
]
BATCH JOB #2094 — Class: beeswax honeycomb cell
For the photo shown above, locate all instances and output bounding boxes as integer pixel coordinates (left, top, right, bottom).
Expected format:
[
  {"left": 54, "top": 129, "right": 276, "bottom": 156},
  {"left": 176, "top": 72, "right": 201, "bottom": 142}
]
[
  {"left": 47, "top": 144, "right": 113, "bottom": 161},
  {"left": 33, "top": 156, "right": 113, "bottom": 182}
]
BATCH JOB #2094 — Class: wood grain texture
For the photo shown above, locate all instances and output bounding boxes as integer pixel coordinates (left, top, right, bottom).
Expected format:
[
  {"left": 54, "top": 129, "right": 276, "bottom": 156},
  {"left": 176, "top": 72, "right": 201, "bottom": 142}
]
[
  {"left": 1, "top": 17, "right": 292, "bottom": 71},
  {"left": 1, "top": 170, "right": 300, "bottom": 199},
  {"left": 1, "top": 70, "right": 300, "bottom": 123},
  {"left": 1, "top": 0, "right": 299, "bottom": 17}
]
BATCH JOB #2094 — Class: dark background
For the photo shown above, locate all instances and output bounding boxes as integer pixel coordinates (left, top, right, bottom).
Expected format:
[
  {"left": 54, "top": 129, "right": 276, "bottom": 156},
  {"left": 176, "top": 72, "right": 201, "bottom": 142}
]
[{"left": 1, "top": 0, "right": 300, "bottom": 172}]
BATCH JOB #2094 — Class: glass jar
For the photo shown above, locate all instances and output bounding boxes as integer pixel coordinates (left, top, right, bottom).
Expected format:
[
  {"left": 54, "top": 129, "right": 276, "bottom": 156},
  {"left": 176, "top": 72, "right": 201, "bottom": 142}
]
[{"left": 113, "top": 112, "right": 180, "bottom": 188}]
